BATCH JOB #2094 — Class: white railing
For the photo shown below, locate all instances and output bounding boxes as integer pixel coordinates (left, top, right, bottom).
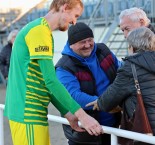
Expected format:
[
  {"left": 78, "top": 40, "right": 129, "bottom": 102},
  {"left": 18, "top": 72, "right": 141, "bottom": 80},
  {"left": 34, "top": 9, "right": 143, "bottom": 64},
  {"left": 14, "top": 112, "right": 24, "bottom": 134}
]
[
  {"left": 0, "top": 104, "right": 4, "bottom": 145},
  {"left": 0, "top": 104, "right": 155, "bottom": 145}
]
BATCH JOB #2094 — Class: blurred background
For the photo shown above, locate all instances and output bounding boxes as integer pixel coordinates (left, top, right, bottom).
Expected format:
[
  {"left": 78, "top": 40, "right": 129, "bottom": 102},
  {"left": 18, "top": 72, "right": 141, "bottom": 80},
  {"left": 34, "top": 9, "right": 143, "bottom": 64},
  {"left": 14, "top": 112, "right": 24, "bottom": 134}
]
[
  {"left": 0, "top": 0, "right": 155, "bottom": 63},
  {"left": 0, "top": 0, "right": 155, "bottom": 144}
]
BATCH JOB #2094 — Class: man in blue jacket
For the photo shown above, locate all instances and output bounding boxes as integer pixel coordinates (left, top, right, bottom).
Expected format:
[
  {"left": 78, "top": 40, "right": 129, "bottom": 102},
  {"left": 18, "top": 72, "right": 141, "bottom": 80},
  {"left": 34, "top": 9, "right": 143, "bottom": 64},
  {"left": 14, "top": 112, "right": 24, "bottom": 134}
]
[{"left": 56, "top": 22, "right": 122, "bottom": 145}]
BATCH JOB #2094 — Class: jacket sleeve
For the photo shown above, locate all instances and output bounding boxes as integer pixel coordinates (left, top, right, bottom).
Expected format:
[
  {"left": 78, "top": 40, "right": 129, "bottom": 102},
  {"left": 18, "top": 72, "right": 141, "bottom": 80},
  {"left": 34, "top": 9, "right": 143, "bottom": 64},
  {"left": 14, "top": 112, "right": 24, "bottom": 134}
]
[
  {"left": 38, "top": 59, "right": 81, "bottom": 115},
  {"left": 56, "top": 67, "right": 98, "bottom": 110},
  {"left": 98, "top": 63, "right": 134, "bottom": 112}
]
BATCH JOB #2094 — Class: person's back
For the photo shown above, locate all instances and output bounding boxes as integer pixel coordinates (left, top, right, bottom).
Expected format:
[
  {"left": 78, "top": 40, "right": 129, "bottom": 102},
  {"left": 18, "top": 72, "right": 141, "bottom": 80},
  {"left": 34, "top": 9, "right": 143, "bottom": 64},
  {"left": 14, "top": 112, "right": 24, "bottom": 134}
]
[{"left": 125, "top": 27, "right": 155, "bottom": 135}]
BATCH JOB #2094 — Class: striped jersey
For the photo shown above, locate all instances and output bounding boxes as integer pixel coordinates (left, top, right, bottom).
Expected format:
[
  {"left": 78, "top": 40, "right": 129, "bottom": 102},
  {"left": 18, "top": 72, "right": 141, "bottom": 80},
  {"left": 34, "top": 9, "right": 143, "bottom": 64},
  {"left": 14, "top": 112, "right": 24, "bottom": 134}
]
[{"left": 4, "top": 17, "right": 80, "bottom": 126}]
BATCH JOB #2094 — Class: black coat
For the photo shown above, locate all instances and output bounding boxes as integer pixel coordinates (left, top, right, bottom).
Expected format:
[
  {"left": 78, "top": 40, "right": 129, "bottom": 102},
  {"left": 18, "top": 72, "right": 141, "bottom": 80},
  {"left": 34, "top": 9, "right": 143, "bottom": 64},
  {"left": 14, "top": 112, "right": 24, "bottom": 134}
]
[
  {"left": 0, "top": 43, "right": 12, "bottom": 78},
  {"left": 98, "top": 51, "right": 155, "bottom": 135}
]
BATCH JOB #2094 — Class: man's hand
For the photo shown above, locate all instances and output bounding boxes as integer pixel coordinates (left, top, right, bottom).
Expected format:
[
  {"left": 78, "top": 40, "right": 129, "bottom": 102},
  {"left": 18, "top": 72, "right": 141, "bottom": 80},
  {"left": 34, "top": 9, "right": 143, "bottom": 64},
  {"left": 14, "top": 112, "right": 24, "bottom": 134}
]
[
  {"left": 75, "top": 108, "right": 104, "bottom": 136},
  {"left": 85, "top": 100, "right": 100, "bottom": 111},
  {"left": 64, "top": 112, "right": 85, "bottom": 132}
]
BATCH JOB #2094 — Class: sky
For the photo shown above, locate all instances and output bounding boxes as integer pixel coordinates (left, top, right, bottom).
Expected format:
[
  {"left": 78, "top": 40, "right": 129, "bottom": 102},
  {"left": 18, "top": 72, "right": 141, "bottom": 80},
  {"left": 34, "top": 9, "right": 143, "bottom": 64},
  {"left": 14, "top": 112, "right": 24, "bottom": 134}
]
[{"left": 0, "top": 0, "right": 42, "bottom": 9}]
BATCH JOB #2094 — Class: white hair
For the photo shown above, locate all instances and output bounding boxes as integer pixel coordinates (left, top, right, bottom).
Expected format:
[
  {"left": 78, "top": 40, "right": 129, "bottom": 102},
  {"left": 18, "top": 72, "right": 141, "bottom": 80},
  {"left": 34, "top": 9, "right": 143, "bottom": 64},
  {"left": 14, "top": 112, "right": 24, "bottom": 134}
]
[
  {"left": 7, "top": 29, "right": 19, "bottom": 42},
  {"left": 127, "top": 27, "right": 155, "bottom": 52},
  {"left": 119, "top": 7, "right": 150, "bottom": 25}
]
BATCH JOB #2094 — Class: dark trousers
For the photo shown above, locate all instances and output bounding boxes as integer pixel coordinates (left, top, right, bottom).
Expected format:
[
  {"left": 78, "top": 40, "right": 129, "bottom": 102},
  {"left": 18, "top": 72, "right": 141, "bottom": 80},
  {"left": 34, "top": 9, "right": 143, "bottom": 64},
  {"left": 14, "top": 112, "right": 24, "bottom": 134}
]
[{"left": 68, "top": 133, "right": 111, "bottom": 145}]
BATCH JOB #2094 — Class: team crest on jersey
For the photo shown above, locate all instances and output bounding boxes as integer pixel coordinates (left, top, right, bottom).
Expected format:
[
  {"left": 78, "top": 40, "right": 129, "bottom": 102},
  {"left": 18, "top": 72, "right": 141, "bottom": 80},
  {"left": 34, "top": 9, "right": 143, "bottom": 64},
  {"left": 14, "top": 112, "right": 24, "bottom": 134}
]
[{"left": 35, "top": 45, "right": 49, "bottom": 52}]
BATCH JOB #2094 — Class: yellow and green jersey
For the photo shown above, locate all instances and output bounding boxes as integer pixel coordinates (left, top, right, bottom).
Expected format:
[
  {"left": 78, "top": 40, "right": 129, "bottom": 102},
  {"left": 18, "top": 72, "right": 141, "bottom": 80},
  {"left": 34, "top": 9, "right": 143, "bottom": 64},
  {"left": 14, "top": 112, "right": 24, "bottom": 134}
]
[{"left": 4, "top": 17, "right": 80, "bottom": 126}]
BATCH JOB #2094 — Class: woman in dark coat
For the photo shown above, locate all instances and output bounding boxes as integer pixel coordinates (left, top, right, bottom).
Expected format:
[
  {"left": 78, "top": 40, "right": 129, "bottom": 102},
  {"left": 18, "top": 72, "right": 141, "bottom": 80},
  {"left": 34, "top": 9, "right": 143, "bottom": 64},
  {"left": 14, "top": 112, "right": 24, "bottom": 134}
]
[{"left": 86, "top": 27, "right": 155, "bottom": 136}]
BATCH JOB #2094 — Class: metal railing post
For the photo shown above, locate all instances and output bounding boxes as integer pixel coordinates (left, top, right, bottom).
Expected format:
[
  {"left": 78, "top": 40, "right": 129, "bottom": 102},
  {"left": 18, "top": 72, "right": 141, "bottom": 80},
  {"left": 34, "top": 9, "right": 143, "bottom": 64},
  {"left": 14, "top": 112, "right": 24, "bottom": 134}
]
[
  {"left": 111, "top": 134, "right": 118, "bottom": 145},
  {"left": 0, "top": 104, "right": 4, "bottom": 145}
]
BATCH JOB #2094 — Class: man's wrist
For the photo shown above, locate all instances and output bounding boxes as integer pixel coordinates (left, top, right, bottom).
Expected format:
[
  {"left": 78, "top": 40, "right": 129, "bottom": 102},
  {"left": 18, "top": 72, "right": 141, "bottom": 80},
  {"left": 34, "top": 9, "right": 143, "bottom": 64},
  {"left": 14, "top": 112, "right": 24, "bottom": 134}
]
[{"left": 74, "top": 108, "right": 86, "bottom": 120}]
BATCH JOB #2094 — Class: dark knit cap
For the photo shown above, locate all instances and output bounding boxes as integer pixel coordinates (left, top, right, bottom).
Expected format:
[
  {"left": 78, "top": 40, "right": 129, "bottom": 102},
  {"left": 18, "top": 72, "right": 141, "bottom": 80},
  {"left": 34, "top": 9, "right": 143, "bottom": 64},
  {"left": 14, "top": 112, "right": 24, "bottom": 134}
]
[{"left": 68, "top": 22, "right": 94, "bottom": 45}]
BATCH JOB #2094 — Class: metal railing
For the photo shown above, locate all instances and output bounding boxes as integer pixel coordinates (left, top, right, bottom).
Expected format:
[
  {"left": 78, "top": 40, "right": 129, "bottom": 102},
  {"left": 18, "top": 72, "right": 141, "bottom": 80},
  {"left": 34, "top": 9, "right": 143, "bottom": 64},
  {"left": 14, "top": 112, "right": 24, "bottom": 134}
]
[{"left": 0, "top": 104, "right": 155, "bottom": 145}]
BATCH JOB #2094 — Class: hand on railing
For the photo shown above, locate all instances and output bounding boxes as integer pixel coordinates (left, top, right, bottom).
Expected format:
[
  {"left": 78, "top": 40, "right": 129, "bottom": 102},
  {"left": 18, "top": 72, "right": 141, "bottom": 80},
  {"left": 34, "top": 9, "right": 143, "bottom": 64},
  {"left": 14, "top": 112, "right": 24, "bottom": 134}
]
[
  {"left": 74, "top": 108, "right": 104, "bottom": 136},
  {"left": 64, "top": 112, "right": 85, "bottom": 132}
]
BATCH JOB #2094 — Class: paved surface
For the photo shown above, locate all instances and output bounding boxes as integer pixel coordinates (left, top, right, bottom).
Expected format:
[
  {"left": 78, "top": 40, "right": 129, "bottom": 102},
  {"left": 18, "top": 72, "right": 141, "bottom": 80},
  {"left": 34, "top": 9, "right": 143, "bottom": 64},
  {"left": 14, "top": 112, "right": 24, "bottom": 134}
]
[{"left": 0, "top": 84, "right": 68, "bottom": 145}]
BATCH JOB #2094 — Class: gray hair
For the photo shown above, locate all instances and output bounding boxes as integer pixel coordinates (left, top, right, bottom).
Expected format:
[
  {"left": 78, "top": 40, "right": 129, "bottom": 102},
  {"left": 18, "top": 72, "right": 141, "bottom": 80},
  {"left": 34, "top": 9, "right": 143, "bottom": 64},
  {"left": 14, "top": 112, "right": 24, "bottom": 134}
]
[
  {"left": 7, "top": 29, "right": 19, "bottom": 42},
  {"left": 119, "top": 7, "right": 150, "bottom": 25},
  {"left": 127, "top": 27, "right": 155, "bottom": 52}
]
